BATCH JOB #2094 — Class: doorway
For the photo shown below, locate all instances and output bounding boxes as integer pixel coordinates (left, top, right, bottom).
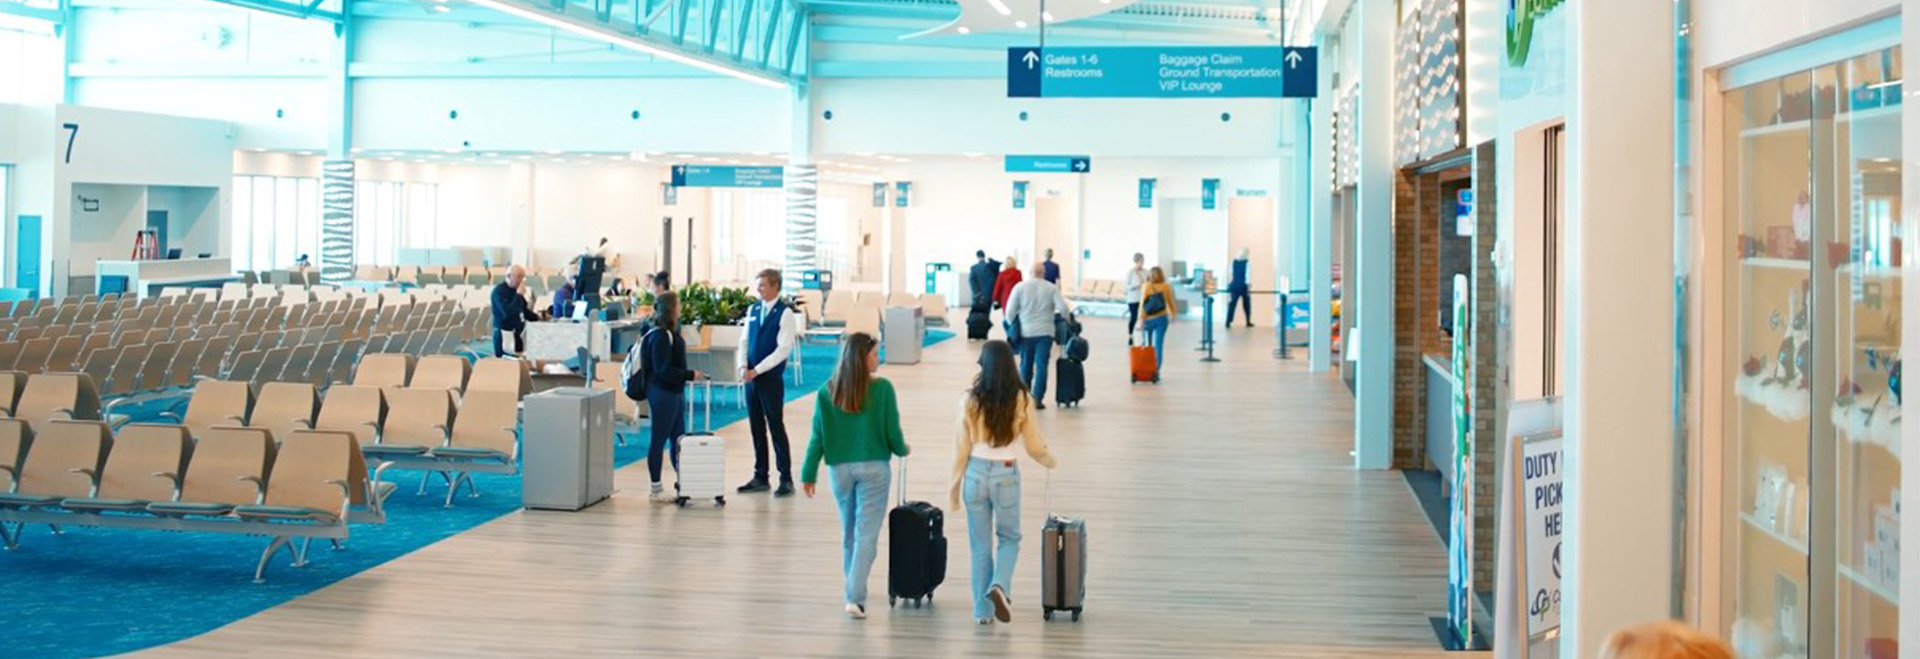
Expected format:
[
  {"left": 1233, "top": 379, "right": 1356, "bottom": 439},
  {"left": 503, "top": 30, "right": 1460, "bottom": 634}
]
[{"left": 1034, "top": 196, "right": 1075, "bottom": 286}]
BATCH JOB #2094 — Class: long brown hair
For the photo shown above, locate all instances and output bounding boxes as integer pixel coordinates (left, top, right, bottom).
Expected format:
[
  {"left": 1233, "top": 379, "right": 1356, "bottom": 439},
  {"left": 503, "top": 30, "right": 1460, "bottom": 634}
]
[
  {"left": 968, "top": 340, "right": 1026, "bottom": 447},
  {"left": 652, "top": 291, "right": 680, "bottom": 332},
  {"left": 829, "top": 332, "right": 878, "bottom": 413}
]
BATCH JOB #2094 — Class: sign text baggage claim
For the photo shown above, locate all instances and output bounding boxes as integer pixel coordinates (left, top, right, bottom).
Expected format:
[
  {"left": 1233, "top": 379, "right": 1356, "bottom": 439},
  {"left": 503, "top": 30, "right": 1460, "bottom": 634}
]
[{"left": 1154, "top": 53, "right": 1283, "bottom": 93}]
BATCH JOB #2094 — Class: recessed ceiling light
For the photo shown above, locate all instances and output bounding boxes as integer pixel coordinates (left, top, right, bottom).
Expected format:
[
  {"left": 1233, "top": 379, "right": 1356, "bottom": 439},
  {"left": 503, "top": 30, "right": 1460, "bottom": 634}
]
[
  {"left": 431, "top": 5, "right": 449, "bottom": 12},
  {"left": 1014, "top": 19, "right": 1028, "bottom": 28},
  {"left": 1042, "top": 11, "right": 1054, "bottom": 22},
  {"left": 957, "top": 26, "right": 971, "bottom": 34},
  {"left": 544, "top": 149, "right": 562, "bottom": 155}
]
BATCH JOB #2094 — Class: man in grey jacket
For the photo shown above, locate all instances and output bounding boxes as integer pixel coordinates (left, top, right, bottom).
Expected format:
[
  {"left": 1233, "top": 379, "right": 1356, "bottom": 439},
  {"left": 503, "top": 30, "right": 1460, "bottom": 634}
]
[{"left": 1003, "top": 262, "right": 1072, "bottom": 409}]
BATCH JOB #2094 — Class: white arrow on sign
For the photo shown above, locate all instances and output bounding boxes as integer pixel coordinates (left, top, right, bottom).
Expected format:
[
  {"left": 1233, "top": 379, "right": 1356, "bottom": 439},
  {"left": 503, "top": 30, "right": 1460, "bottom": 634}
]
[
  {"left": 1285, "top": 50, "right": 1303, "bottom": 68},
  {"left": 1023, "top": 50, "right": 1040, "bottom": 69},
  {"left": 1072, "top": 160, "right": 1086, "bottom": 171}
]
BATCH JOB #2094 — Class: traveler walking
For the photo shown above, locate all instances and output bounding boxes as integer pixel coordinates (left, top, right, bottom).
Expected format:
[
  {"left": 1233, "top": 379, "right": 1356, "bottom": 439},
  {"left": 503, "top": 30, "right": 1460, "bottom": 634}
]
[
  {"left": 1225, "top": 247, "right": 1253, "bottom": 328},
  {"left": 1003, "top": 262, "right": 1072, "bottom": 410},
  {"left": 1124, "top": 253, "right": 1146, "bottom": 338},
  {"left": 992, "top": 255, "right": 1023, "bottom": 319},
  {"left": 799, "top": 331, "right": 911, "bottom": 620},
  {"left": 1040, "top": 248, "right": 1060, "bottom": 284},
  {"left": 949, "top": 340, "right": 1058, "bottom": 625},
  {"left": 968, "top": 250, "right": 1000, "bottom": 310},
  {"left": 1139, "top": 267, "right": 1175, "bottom": 371}
]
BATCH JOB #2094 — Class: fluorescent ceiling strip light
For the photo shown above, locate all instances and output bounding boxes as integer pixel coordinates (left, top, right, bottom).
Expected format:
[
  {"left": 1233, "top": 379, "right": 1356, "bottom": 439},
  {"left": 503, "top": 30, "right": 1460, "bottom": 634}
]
[
  {"left": 463, "top": 0, "right": 786, "bottom": 89},
  {"left": 984, "top": 0, "right": 1011, "bottom": 15}
]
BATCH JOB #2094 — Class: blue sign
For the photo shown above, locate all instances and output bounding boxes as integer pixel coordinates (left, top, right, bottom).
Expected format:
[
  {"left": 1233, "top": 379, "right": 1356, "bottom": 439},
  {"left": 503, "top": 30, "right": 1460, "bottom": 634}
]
[
  {"left": 1138, "top": 178, "right": 1156, "bottom": 209},
  {"left": 873, "top": 182, "right": 888, "bottom": 207},
  {"left": 1456, "top": 189, "right": 1476, "bottom": 237},
  {"left": 671, "top": 165, "right": 783, "bottom": 188},
  {"left": 1201, "top": 178, "right": 1220, "bottom": 210},
  {"left": 1012, "top": 181, "right": 1029, "bottom": 209},
  {"left": 1005, "top": 155, "right": 1091, "bottom": 173},
  {"left": 894, "top": 181, "right": 912, "bottom": 207},
  {"left": 1008, "top": 46, "right": 1317, "bottom": 98}
]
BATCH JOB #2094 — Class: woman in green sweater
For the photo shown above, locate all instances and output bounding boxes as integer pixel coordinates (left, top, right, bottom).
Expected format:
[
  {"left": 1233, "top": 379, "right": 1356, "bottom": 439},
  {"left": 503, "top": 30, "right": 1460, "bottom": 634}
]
[{"left": 799, "top": 331, "right": 910, "bottom": 620}]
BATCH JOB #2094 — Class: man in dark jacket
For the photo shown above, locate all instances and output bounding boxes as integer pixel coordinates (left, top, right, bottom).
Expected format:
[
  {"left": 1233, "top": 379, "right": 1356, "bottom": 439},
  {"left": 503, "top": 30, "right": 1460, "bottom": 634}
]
[
  {"left": 967, "top": 250, "right": 999, "bottom": 310},
  {"left": 491, "top": 264, "right": 541, "bottom": 357}
]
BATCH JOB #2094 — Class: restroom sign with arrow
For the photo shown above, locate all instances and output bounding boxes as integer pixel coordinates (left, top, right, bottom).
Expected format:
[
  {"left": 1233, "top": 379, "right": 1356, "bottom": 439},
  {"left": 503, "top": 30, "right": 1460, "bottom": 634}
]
[{"left": 1007, "top": 46, "right": 1316, "bottom": 98}]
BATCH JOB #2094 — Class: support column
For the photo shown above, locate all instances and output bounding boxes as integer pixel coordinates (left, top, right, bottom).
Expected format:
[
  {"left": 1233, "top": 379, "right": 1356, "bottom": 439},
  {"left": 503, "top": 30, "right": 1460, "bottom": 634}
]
[
  {"left": 1560, "top": 0, "right": 1676, "bottom": 654},
  {"left": 1353, "top": 0, "right": 1395, "bottom": 470},
  {"left": 318, "top": 4, "right": 355, "bottom": 285},
  {"left": 1308, "top": 41, "right": 1333, "bottom": 373},
  {"left": 782, "top": 83, "right": 817, "bottom": 292}
]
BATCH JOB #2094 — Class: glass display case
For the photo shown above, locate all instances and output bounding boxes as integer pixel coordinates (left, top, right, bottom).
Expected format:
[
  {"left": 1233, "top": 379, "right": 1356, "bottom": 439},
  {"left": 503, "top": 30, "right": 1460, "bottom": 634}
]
[{"left": 1720, "top": 46, "right": 1902, "bottom": 659}]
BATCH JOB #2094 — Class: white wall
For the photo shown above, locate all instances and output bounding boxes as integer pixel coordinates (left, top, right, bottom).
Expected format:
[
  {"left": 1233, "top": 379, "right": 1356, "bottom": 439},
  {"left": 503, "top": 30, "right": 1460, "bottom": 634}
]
[
  {"left": 1693, "top": 0, "right": 1899, "bottom": 68},
  {"left": 67, "top": 183, "right": 143, "bottom": 274}
]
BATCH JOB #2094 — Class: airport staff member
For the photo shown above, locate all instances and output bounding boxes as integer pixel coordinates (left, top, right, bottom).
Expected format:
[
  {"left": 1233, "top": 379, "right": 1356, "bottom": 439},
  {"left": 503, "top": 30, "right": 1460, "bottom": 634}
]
[
  {"left": 491, "top": 264, "right": 541, "bottom": 357},
  {"left": 737, "top": 268, "right": 801, "bottom": 497}
]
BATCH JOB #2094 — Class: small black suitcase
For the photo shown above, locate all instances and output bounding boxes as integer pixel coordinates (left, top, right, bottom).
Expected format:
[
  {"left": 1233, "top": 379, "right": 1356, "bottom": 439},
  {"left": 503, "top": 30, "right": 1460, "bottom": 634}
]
[
  {"left": 1054, "top": 357, "right": 1085, "bottom": 407},
  {"left": 966, "top": 306, "right": 992, "bottom": 340},
  {"left": 888, "top": 462, "right": 947, "bottom": 607}
]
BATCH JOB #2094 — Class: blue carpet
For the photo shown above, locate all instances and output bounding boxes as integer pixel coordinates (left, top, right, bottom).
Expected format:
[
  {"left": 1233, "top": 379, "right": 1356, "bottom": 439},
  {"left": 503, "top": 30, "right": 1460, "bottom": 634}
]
[{"left": 2, "top": 329, "right": 951, "bottom": 659}]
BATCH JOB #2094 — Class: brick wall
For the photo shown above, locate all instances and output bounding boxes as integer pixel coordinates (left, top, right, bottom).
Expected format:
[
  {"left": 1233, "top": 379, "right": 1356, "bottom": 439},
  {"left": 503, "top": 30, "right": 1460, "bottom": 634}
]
[
  {"left": 1391, "top": 171, "right": 1424, "bottom": 469},
  {"left": 1469, "top": 142, "right": 1500, "bottom": 596}
]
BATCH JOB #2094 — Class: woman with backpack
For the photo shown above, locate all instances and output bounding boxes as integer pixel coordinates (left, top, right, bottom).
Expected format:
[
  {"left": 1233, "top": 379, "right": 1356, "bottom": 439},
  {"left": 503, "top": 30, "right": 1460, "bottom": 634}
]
[
  {"left": 949, "top": 340, "right": 1058, "bottom": 625},
  {"left": 798, "top": 331, "right": 911, "bottom": 620},
  {"left": 625, "top": 292, "right": 704, "bottom": 503},
  {"left": 1139, "top": 266, "right": 1176, "bottom": 371}
]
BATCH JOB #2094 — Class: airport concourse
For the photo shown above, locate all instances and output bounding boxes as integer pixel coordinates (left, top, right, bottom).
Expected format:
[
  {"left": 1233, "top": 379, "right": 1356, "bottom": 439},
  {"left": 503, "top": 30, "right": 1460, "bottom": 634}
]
[{"left": 0, "top": 0, "right": 1914, "bottom": 657}]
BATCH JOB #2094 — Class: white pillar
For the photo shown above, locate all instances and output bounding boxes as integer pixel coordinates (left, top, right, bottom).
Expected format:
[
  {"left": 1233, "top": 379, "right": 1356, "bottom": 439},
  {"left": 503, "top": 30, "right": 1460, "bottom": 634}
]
[
  {"left": 1899, "top": 3, "right": 1920, "bottom": 649},
  {"left": 319, "top": 4, "right": 355, "bottom": 285},
  {"left": 1353, "top": 0, "right": 1394, "bottom": 470},
  {"left": 783, "top": 84, "right": 817, "bottom": 292},
  {"left": 1308, "top": 49, "right": 1334, "bottom": 372},
  {"left": 1559, "top": 0, "right": 1676, "bottom": 654}
]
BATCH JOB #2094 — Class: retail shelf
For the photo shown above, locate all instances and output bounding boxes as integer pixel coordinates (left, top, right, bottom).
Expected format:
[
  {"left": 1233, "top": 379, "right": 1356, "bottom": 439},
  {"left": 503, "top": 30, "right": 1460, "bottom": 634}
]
[
  {"left": 1743, "top": 119, "right": 1812, "bottom": 139},
  {"left": 1742, "top": 257, "right": 1812, "bottom": 271},
  {"left": 1838, "top": 263, "right": 1902, "bottom": 279},
  {"left": 1839, "top": 563, "right": 1900, "bottom": 605},
  {"left": 1742, "top": 512, "right": 1808, "bottom": 555}
]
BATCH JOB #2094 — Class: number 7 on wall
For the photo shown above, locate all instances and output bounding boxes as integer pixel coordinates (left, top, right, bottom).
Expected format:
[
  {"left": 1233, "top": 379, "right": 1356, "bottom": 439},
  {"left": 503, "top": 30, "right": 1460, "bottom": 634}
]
[{"left": 60, "top": 122, "right": 78, "bottom": 164}]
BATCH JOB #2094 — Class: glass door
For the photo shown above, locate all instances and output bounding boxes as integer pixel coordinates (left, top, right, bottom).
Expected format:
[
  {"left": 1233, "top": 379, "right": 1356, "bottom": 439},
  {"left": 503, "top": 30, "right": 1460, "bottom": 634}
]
[{"left": 1721, "top": 45, "right": 1902, "bottom": 659}]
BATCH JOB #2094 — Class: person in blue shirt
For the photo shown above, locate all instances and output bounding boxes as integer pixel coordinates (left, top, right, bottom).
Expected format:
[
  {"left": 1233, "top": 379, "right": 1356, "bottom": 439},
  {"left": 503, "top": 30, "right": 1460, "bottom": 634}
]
[
  {"left": 1225, "top": 247, "right": 1253, "bottom": 328},
  {"left": 1041, "top": 248, "right": 1061, "bottom": 284},
  {"left": 550, "top": 265, "right": 579, "bottom": 319}
]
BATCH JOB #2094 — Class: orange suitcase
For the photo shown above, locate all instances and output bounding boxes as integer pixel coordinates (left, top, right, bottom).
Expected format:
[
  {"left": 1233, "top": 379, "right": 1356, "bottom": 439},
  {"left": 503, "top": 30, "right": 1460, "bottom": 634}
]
[{"left": 1129, "top": 339, "right": 1158, "bottom": 384}]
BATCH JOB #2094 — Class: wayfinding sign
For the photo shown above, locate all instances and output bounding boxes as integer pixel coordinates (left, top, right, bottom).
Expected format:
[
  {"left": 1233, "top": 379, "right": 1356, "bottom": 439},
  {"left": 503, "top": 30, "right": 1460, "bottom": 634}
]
[
  {"left": 1005, "top": 155, "right": 1091, "bottom": 173},
  {"left": 671, "top": 165, "right": 783, "bottom": 188},
  {"left": 1007, "top": 46, "right": 1317, "bottom": 98}
]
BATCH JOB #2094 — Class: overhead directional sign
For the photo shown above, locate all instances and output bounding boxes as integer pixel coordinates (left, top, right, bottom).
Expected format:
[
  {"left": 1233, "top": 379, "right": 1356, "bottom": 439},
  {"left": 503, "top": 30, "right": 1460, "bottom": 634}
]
[
  {"left": 1005, "top": 155, "right": 1091, "bottom": 173},
  {"left": 670, "top": 165, "right": 784, "bottom": 188},
  {"left": 1008, "top": 46, "right": 1317, "bottom": 99}
]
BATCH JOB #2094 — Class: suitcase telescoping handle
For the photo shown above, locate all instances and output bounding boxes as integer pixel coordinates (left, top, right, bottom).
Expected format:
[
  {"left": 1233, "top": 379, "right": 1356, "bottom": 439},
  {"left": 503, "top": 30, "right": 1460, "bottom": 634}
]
[
  {"left": 895, "top": 456, "right": 907, "bottom": 506},
  {"left": 684, "top": 379, "right": 712, "bottom": 434}
]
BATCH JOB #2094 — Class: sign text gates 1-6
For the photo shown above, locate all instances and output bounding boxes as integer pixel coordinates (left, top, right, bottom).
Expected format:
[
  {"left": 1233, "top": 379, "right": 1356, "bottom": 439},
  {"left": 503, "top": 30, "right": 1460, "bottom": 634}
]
[{"left": 1007, "top": 46, "right": 1317, "bottom": 99}]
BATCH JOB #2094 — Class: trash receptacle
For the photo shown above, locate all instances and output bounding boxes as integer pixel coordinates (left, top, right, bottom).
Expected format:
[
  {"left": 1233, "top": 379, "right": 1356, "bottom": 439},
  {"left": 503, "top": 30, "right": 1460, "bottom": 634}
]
[{"left": 522, "top": 386, "right": 615, "bottom": 511}]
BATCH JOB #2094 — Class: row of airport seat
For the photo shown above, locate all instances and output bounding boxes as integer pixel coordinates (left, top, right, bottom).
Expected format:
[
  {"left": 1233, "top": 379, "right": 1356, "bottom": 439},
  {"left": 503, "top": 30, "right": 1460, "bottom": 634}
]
[{"left": 0, "top": 419, "right": 389, "bottom": 582}]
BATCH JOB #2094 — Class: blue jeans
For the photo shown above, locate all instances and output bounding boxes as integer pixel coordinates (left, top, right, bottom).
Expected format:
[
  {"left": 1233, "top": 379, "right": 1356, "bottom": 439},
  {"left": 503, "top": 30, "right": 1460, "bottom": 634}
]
[
  {"left": 830, "top": 460, "right": 891, "bottom": 608},
  {"left": 1144, "top": 317, "right": 1169, "bottom": 369},
  {"left": 963, "top": 457, "right": 1022, "bottom": 620},
  {"left": 1017, "top": 337, "right": 1054, "bottom": 401},
  {"left": 645, "top": 386, "right": 685, "bottom": 485}
]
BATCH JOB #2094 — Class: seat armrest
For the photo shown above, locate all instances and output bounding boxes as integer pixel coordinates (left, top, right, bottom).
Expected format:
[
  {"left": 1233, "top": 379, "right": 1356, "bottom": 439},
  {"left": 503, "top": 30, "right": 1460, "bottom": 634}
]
[
  {"left": 238, "top": 475, "right": 267, "bottom": 502},
  {"left": 51, "top": 407, "right": 75, "bottom": 419},
  {"left": 432, "top": 423, "right": 451, "bottom": 446},
  {"left": 292, "top": 418, "right": 314, "bottom": 430},
  {"left": 151, "top": 471, "right": 183, "bottom": 499}
]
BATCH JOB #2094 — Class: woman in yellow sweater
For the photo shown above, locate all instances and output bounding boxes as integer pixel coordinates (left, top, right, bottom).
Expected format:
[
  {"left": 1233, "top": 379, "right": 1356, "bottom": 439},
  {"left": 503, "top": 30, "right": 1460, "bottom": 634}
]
[
  {"left": 950, "top": 340, "right": 1058, "bottom": 625},
  {"left": 1138, "top": 266, "right": 1176, "bottom": 370}
]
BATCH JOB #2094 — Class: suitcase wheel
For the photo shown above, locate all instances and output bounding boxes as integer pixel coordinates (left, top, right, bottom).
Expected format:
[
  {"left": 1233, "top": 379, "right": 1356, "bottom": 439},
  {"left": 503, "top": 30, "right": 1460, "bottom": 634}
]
[
  {"left": 1072, "top": 610, "right": 1081, "bottom": 622},
  {"left": 715, "top": 496, "right": 726, "bottom": 507},
  {"left": 889, "top": 596, "right": 897, "bottom": 608},
  {"left": 674, "top": 497, "right": 689, "bottom": 507},
  {"left": 1043, "top": 610, "right": 1052, "bottom": 621}
]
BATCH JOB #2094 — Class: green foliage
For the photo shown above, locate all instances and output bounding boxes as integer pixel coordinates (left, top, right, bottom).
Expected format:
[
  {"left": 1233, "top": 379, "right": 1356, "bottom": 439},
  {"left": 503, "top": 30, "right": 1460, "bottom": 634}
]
[{"left": 677, "top": 282, "right": 754, "bottom": 326}]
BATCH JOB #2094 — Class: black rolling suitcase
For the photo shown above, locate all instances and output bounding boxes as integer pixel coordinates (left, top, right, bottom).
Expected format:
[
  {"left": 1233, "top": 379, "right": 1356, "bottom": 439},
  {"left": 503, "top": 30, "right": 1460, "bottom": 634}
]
[
  {"left": 1054, "top": 357, "right": 1085, "bottom": 408},
  {"left": 966, "top": 302, "right": 992, "bottom": 340},
  {"left": 888, "top": 459, "right": 947, "bottom": 607}
]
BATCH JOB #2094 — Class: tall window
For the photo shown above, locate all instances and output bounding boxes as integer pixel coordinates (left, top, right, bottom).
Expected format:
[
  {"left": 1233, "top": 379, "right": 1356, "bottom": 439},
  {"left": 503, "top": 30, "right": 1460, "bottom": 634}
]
[{"left": 232, "top": 175, "right": 433, "bottom": 271}]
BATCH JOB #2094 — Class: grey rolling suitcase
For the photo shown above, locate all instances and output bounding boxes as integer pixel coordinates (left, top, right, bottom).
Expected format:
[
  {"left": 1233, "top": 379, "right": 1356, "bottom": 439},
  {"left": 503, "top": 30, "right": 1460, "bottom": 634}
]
[
  {"left": 1040, "top": 472, "right": 1086, "bottom": 621},
  {"left": 675, "top": 381, "right": 726, "bottom": 507}
]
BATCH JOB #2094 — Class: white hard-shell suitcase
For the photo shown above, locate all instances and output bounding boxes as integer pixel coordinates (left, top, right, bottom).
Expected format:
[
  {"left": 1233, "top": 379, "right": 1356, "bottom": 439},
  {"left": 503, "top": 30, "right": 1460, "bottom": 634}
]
[{"left": 676, "top": 381, "right": 726, "bottom": 507}]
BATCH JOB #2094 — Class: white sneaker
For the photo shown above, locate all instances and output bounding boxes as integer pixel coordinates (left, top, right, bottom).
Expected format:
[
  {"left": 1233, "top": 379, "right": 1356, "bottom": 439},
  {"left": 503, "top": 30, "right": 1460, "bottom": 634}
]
[
  {"left": 649, "top": 485, "right": 676, "bottom": 503},
  {"left": 977, "top": 617, "right": 994, "bottom": 626},
  {"left": 845, "top": 604, "right": 867, "bottom": 620}
]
